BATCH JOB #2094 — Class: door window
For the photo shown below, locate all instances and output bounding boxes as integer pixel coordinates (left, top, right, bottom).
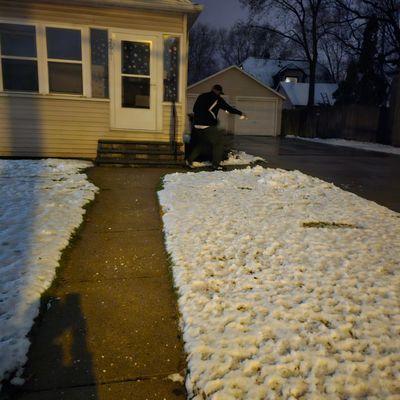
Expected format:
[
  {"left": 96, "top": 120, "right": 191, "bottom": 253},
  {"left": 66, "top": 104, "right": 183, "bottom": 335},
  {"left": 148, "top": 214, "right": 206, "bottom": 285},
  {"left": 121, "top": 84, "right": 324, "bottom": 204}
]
[{"left": 121, "top": 41, "right": 150, "bottom": 109}]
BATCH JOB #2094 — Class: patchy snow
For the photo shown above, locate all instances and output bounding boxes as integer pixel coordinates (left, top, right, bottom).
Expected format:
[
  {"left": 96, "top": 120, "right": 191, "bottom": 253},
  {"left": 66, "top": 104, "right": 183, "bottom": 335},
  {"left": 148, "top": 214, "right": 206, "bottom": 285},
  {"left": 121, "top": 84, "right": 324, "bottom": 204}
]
[
  {"left": 192, "top": 151, "right": 265, "bottom": 168},
  {"left": 0, "top": 159, "right": 97, "bottom": 386},
  {"left": 159, "top": 167, "right": 400, "bottom": 400},
  {"left": 287, "top": 136, "right": 400, "bottom": 156}
]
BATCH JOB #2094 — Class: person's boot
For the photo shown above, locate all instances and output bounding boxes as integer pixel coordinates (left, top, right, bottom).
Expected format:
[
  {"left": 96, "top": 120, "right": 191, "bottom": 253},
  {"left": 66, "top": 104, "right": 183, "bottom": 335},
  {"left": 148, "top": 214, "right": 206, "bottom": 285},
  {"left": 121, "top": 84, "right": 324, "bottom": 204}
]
[{"left": 185, "top": 159, "right": 195, "bottom": 169}]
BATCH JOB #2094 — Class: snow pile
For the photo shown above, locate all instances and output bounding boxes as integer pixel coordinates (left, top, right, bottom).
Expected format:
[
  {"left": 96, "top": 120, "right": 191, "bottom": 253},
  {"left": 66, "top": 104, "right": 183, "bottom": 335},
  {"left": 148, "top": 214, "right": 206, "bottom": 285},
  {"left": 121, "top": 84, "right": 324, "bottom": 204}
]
[
  {"left": 0, "top": 159, "right": 97, "bottom": 386},
  {"left": 287, "top": 136, "right": 400, "bottom": 156},
  {"left": 159, "top": 167, "right": 400, "bottom": 400},
  {"left": 193, "top": 151, "right": 264, "bottom": 168}
]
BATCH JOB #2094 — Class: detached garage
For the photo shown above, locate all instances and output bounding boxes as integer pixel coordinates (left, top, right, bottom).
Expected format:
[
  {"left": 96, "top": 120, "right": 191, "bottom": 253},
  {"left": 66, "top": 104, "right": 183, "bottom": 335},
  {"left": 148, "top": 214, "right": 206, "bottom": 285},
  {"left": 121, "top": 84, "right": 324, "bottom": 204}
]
[{"left": 187, "top": 66, "right": 284, "bottom": 136}]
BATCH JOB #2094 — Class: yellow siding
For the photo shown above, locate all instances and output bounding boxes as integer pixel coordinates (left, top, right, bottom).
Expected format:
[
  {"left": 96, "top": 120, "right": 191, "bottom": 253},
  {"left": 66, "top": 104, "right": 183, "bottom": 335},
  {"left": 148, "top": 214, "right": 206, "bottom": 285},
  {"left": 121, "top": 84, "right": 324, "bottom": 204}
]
[
  {"left": 162, "top": 104, "right": 186, "bottom": 140},
  {"left": 0, "top": 96, "right": 109, "bottom": 158},
  {"left": 0, "top": 96, "right": 185, "bottom": 158},
  {"left": 0, "top": 0, "right": 183, "bottom": 33}
]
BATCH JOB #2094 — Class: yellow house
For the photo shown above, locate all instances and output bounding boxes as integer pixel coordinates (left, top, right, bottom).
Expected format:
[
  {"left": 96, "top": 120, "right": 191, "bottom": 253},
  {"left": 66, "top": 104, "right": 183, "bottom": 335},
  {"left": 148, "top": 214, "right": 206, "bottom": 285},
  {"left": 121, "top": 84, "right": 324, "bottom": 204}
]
[{"left": 0, "top": 0, "right": 202, "bottom": 163}]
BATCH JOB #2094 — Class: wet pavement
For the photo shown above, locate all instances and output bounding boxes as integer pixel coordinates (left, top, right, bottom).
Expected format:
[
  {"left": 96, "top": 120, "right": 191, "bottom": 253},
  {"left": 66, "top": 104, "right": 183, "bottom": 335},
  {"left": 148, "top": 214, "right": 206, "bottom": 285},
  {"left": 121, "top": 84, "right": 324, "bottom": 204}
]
[
  {"left": 234, "top": 136, "right": 400, "bottom": 212},
  {"left": 3, "top": 168, "right": 186, "bottom": 400}
]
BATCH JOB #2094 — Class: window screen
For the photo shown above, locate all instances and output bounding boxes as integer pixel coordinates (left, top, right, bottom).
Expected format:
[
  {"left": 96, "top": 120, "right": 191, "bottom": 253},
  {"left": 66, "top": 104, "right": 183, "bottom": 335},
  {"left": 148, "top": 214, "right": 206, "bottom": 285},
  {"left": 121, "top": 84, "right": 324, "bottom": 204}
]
[
  {"left": 90, "top": 29, "right": 109, "bottom": 98},
  {"left": 163, "top": 36, "right": 180, "bottom": 102}
]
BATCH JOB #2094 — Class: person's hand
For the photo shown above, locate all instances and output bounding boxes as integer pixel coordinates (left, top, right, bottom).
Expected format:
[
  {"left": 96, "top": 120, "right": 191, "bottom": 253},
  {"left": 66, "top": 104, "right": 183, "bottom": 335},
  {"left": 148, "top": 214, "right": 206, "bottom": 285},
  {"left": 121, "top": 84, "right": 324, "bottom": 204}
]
[{"left": 240, "top": 114, "right": 248, "bottom": 120}]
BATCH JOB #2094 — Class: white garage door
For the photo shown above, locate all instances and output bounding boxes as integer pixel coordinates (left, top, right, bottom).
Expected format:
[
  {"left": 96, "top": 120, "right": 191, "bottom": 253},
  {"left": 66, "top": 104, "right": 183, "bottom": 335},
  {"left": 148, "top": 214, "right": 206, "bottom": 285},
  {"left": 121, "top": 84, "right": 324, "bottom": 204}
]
[
  {"left": 186, "top": 94, "right": 230, "bottom": 132},
  {"left": 235, "top": 97, "right": 278, "bottom": 136}
]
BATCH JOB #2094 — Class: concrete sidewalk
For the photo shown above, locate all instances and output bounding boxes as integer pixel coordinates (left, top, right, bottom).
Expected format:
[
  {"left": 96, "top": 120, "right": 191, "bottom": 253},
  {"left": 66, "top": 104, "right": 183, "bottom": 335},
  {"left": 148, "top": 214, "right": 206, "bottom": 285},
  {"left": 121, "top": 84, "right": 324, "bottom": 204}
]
[{"left": 6, "top": 167, "right": 186, "bottom": 400}]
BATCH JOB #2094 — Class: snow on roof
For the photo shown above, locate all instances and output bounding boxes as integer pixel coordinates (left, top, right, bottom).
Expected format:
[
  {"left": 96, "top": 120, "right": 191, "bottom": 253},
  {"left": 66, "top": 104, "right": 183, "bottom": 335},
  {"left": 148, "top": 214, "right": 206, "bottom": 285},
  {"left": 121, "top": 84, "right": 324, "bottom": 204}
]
[
  {"left": 278, "top": 82, "right": 339, "bottom": 106},
  {"left": 241, "top": 57, "right": 330, "bottom": 87}
]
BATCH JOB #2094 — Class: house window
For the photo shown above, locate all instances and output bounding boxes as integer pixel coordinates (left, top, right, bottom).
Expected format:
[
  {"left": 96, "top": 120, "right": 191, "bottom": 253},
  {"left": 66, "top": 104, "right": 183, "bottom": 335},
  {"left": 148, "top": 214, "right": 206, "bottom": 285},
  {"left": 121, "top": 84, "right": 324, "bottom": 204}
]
[
  {"left": 0, "top": 23, "right": 38, "bottom": 92},
  {"left": 285, "top": 76, "right": 298, "bottom": 83},
  {"left": 90, "top": 29, "right": 109, "bottom": 98},
  {"left": 163, "top": 36, "right": 180, "bottom": 102},
  {"left": 46, "top": 27, "right": 83, "bottom": 94}
]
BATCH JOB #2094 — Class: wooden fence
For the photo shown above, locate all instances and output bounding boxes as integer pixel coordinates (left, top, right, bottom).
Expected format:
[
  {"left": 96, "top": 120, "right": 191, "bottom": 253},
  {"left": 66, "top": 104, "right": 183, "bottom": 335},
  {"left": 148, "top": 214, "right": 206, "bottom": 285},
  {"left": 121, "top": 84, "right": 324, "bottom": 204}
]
[{"left": 282, "top": 105, "right": 386, "bottom": 143}]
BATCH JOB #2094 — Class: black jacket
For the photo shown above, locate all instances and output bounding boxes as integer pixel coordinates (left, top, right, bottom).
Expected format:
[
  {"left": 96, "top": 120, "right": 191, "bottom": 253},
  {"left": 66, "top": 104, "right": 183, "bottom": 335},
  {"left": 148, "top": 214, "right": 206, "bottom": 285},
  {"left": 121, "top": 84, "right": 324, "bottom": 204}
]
[{"left": 193, "top": 91, "right": 242, "bottom": 127}]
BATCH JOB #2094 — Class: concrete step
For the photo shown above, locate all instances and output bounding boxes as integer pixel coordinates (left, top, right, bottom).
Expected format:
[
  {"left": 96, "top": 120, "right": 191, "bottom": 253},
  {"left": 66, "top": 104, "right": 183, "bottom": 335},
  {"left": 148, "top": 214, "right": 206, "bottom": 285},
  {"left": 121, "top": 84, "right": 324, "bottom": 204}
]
[
  {"left": 95, "top": 157, "right": 184, "bottom": 166},
  {"left": 97, "top": 148, "right": 184, "bottom": 156},
  {"left": 96, "top": 140, "right": 185, "bottom": 166},
  {"left": 98, "top": 140, "right": 175, "bottom": 151}
]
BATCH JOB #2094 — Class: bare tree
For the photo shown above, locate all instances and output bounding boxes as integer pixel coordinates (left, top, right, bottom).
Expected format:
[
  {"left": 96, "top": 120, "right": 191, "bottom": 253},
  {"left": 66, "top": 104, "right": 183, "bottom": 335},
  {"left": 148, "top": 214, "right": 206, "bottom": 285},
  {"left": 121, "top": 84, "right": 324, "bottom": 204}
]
[
  {"left": 188, "top": 23, "right": 220, "bottom": 85},
  {"left": 335, "top": 0, "right": 400, "bottom": 72},
  {"left": 319, "top": 6, "right": 360, "bottom": 82},
  {"left": 217, "top": 22, "right": 279, "bottom": 67},
  {"left": 320, "top": 37, "right": 348, "bottom": 81},
  {"left": 240, "top": 0, "right": 336, "bottom": 107}
]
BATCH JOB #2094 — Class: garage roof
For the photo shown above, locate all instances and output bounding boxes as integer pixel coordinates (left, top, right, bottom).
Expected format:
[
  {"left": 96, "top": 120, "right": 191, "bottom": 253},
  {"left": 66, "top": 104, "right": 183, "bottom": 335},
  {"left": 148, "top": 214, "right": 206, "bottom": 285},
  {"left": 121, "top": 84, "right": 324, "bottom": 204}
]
[{"left": 188, "top": 65, "right": 286, "bottom": 100}]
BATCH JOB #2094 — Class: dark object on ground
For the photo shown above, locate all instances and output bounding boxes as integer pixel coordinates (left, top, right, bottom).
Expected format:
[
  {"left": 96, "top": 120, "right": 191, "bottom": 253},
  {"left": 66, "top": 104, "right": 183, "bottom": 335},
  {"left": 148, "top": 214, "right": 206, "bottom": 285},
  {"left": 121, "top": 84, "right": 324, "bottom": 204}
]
[{"left": 185, "top": 113, "right": 233, "bottom": 162}]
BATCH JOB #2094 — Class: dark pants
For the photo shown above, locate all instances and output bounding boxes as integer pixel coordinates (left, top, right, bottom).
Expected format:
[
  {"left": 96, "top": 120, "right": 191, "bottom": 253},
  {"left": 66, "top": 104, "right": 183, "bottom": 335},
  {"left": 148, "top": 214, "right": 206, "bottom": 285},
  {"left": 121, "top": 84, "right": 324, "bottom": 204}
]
[{"left": 188, "top": 126, "right": 224, "bottom": 167}]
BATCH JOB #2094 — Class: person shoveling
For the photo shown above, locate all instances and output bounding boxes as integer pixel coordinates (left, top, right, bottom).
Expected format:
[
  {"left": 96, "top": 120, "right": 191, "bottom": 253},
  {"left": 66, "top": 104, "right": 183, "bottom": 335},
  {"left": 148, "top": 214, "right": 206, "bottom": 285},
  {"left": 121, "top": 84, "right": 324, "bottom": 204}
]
[{"left": 187, "top": 84, "right": 247, "bottom": 170}]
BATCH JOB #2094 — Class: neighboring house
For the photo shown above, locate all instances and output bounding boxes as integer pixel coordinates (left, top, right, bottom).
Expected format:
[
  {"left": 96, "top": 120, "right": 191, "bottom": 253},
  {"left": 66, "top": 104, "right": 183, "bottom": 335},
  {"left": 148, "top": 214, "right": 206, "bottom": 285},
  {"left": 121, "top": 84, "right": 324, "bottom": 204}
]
[
  {"left": 0, "top": 0, "right": 202, "bottom": 160},
  {"left": 187, "top": 66, "right": 285, "bottom": 136},
  {"left": 241, "top": 57, "right": 333, "bottom": 89},
  {"left": 278, "top": 82, "right": 339, "bottom": 109}
]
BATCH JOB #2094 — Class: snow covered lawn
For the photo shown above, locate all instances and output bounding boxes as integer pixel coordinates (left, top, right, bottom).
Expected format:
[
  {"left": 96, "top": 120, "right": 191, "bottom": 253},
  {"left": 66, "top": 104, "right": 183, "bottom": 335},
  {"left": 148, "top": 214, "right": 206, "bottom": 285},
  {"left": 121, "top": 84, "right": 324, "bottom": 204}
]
[
  {"left": 0, "top": 159, "right": 97, "bottom": 386},
  {"left": 159, "top": 167, "right": 400, "bottom": 400},
  {"left": 287, "top": 136, "right": 400, "bottom": 156}
]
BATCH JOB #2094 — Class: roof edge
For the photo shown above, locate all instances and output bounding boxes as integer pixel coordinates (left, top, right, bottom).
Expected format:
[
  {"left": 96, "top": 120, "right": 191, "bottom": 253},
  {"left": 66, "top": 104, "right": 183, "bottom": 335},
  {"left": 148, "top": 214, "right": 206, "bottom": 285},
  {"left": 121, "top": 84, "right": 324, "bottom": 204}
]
[
  {"left": 37, "top": 0, "right": 203, "bottom": 14},
  {"left": 188, "top": 65, "right": 286, "bottom": 100}
]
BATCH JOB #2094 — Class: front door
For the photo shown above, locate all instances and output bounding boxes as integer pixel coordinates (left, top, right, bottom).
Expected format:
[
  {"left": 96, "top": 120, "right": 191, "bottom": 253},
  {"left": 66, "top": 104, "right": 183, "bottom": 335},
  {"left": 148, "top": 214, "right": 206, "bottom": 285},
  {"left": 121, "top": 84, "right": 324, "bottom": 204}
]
[{"left": 112, "top": 33, "right": 158, "bottom": 131}]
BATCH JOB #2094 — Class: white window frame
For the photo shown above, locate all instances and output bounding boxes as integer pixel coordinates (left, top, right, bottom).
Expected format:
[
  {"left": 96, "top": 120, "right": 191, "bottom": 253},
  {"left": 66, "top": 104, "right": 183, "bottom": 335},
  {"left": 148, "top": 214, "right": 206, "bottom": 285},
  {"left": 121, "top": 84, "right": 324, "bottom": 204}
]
[
  {"left": 43, "top": 25, "right": 91, "bottom": 97},
  {"left": 0, "top": 19, "right": 92, "bottom": 97},
  {"left": 0, "top": 22, "right": 39, "bottom": 92}
]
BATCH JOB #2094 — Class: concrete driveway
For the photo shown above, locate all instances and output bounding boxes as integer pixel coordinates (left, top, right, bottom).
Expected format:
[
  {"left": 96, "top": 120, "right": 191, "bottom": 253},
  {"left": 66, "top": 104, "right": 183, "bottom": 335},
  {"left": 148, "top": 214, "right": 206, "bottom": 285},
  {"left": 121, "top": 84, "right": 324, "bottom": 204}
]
[{"left": 234, "top": 136, "right": 400, "bottom": 212}]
